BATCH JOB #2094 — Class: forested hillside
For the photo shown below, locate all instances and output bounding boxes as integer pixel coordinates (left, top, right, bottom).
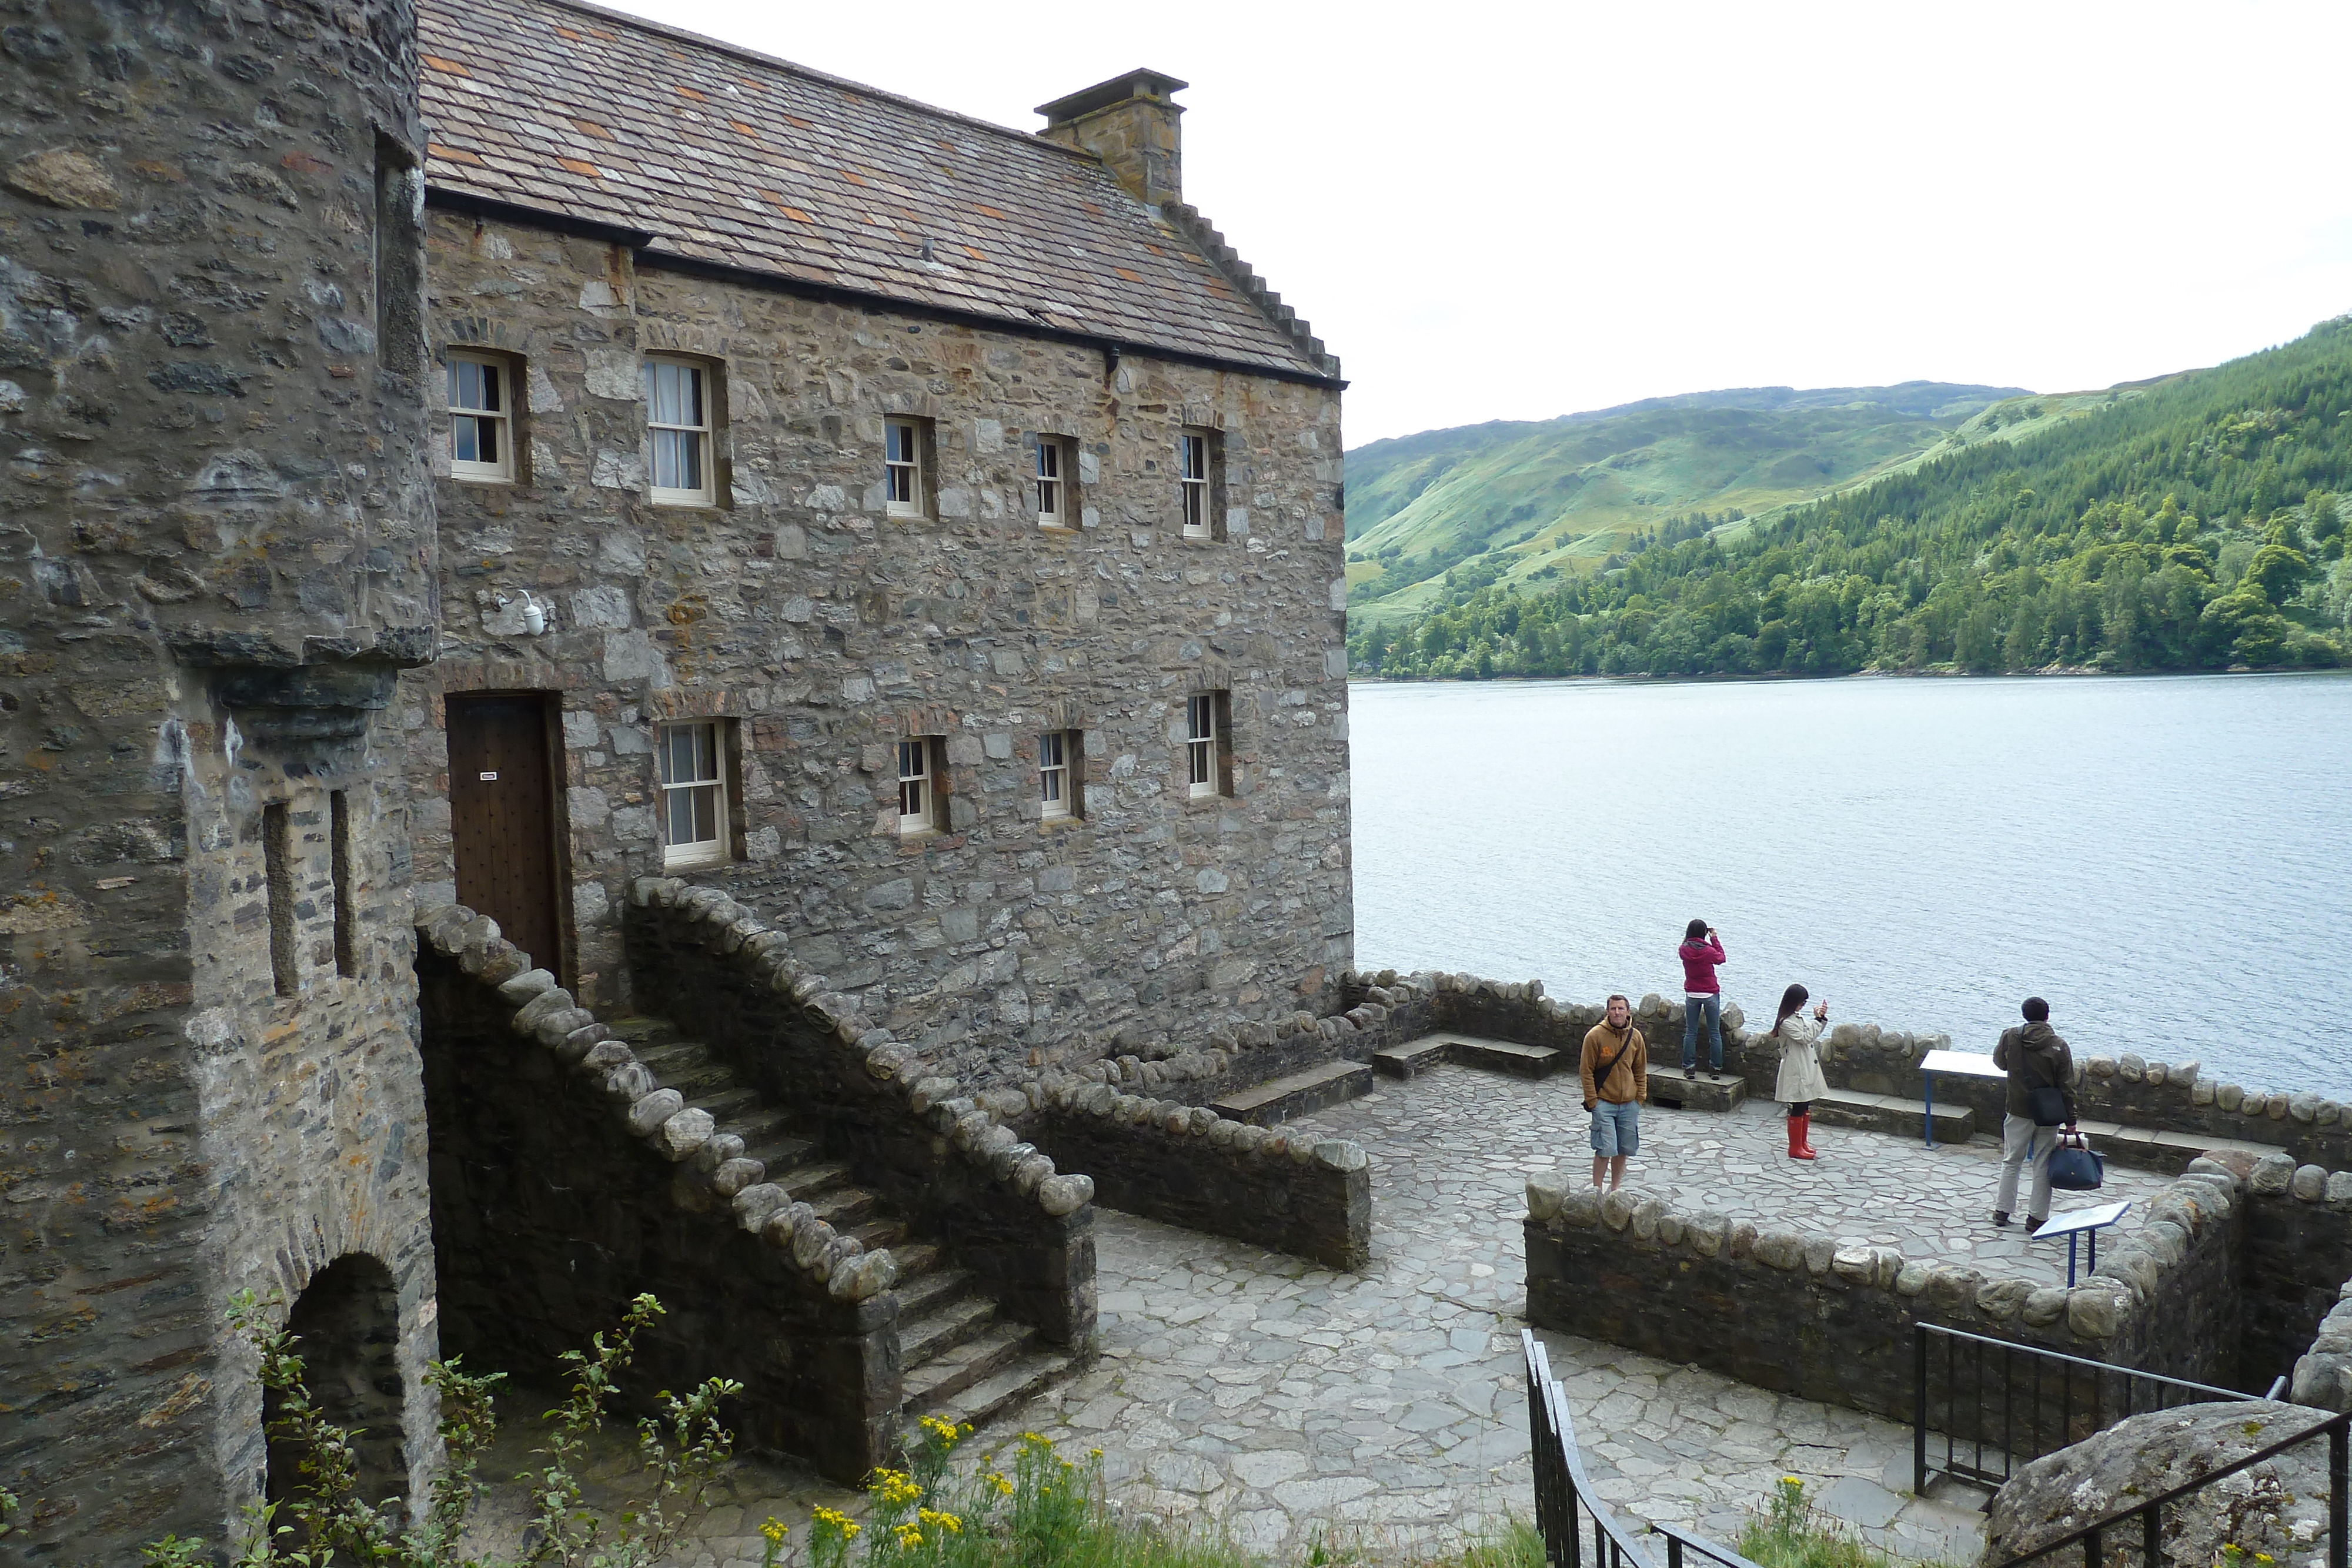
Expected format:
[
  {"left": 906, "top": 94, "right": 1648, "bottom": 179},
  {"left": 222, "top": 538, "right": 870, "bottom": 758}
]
[
  {"left": 1342, "top": 382, "right": 2024, "bottom": 623},
  {"left": 1349, "top": 318, "right": 2352, "bottom": 678}
]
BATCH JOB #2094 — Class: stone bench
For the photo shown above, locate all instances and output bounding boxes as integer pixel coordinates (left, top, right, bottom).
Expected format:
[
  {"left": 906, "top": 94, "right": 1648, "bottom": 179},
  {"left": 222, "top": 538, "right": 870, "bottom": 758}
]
[
  {"left": 1651, "top": 1072, "right": 1746, "bottom": 1113},
  {"left": 1211, "top": 1060, "right": 1375, "bottom": 1126},
  {"left": 1372, "top": 1031, "right": 1563, "bottom": 1081},
  {"left": 1809, "top": 1087, "right": 1975, "bottom": 1143},
  {"left": 2070, "top": 1119, "right": 2281, "bottom": 1175}
]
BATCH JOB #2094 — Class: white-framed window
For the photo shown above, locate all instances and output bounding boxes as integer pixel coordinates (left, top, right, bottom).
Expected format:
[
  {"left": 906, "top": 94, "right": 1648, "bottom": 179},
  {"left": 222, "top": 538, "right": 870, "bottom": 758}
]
[
  {"left": 1040, "top": 729, "right": 1080, "bottom": 820},
  {"left": 898, "top": 737, "right": 941, "bottom": 835},
  {"left": 647, "top": 357, "right": 713, "bottom": 505},
  {"left": 1180, "top": 430, "right": 1213, "bottom": 538},
  {"left": 659, "top": 720, "right": 730, "bottom": 870},
  {"left": 447, "top": 352, "right": 513, "bottom": 482},
  {"left": 1186, "top": 693, "right": 1225, "bottom": 798},
  {"left": 886, "top": 419, "right": 924, "bottom": 519},
  {"left": 1036, "top": 436, "right": 1071, "bottom": 528}
]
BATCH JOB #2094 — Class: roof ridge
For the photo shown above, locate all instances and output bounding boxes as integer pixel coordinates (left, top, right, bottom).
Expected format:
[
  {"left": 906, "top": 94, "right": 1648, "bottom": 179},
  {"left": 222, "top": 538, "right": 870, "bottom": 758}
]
[
  {"left": 1160, "top": 202, "right": 1340, "bottom": 379},
  {"left": 495, "top": 0, "right": 1102, "bottom": 161}
]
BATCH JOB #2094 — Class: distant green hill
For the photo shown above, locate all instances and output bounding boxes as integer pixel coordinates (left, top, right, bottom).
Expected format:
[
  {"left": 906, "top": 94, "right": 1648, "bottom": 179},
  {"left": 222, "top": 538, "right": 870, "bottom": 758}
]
[
  {"left": 1344, "top": 382, "right": 2027, "bottom": 624},
  {"left": 1349, "top": 319, "right": 2352, "bottom": 678}
]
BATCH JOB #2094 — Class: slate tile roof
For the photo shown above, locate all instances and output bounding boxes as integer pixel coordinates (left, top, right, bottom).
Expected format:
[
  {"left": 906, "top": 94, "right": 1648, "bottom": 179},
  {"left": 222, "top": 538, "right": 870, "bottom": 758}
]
[{"left": 416, "top": 0, "right": 1333, "bottom": 380}]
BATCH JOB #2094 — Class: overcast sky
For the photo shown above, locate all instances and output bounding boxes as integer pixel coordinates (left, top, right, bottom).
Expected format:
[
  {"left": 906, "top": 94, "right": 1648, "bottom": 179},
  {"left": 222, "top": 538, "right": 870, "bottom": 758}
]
[{"left": 597, "top": 0, "right": 2352, "bottom": 447}]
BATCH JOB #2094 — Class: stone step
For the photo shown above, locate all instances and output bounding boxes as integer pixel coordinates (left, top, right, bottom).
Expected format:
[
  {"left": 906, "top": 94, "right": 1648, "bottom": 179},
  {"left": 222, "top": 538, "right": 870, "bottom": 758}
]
[
  {"left": 740, "top": 1133, "right": 818, "bottom": 1173},
  {"left": 687, "top": 1086, "right": 764, "bottom": 1125},
  {"left": 848, "top": 1216, "right": 907, "bottom": 1252},
  {"left": 770, "top": 1159, "right": 853, "bottom": 1198},
  {"left": 1211, "top": 1060, "right": 1375, "bottom": 1126},
  {"left": 894, "top": 1265, "right": 975, "bottom": 1320},
  {"left": 607, "top": 1015, "right": 682, "bottom": 1048},
  {"left": 901, "top": 1294, "right": 999, "bottom": 1370},
  {"left": 729, "top": 1104, "right": 802, "bottom": 1145},
  {"left": 891, "top": 1242, "right": 943, "bottom": 1279},
  {"left": 925, "top": 1347, "right": 1074, "bottom": 1434},
  {"left": 1810, "top": 1087, "right": 1974, "bottom": 1142},
  {"left": 642, "top": 1048, "right": 739, "bottom": 1099},
  {"left": 1372, "top": 1037, "right": 1451, "bottom": 1079},
  {"left": 2067, "top": 1119, "right": 2284, "bottom": 1175},
  {"left": 1650, "top": 1071, "right": 1747, "bottom": 1113},
  {"left": 807, "top": 1183, "right": 879, "bottom": 1230},
  {"left": 903, "top": 1320, "right": 1035, "bottom": 1409}
]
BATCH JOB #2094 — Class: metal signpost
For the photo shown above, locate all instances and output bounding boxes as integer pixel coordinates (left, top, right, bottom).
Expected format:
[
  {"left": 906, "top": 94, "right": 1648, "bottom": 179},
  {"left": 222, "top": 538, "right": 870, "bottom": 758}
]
[
  {"left": 2030, "top": 1199, "right": 2133, "bottom": 1286},
  {"left": 1916, "top": 1048, "right": 2007, "bottom": 1148}
]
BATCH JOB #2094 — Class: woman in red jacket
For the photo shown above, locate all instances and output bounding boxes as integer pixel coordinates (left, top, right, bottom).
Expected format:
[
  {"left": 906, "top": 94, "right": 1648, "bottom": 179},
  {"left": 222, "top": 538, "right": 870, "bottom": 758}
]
[{"left": 1678, "top": 918, "right": 1726, "bottom": 1079}]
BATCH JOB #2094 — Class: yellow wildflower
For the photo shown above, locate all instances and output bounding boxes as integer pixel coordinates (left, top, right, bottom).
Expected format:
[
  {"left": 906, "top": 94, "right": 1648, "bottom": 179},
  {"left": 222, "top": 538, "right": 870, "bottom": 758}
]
[
  {"left": 1090, "top": 1447, "right": 1104, "bottom": 1459},
  {"left": 813, "top": 1506, "right": 861, "bottom": 1542},
  {"left": 1782, "top": 1475, "right": 1802, "bottom": 1487},
  {"left": 761, "top": 1517, "right": 788, "bottom": 1543},
  {"left": 895, "top": 1523, "right": 924, "bottom": 1549},
  {"left": 920, "top": 1507, "right": 964, "bottom": 1535},
  {"left": 988, "top": 1472, "right": 1014, "bottom": 1496}
]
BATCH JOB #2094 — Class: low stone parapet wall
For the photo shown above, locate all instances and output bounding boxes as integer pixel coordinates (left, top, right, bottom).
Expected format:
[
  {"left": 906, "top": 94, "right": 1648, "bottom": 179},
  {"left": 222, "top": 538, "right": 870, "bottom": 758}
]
[
  {"left": 1020, "top": 1079, "right": 1371, "bottom": 1270},
  {"left": 1523, "top": 1156, "right": 2251, "bottom": 1422}
]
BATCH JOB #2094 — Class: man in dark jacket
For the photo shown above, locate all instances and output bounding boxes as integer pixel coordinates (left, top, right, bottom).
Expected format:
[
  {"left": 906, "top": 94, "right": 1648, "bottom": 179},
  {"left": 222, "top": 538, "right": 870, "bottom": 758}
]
[{"left": 1992, "top": 997, "right": 2077, "bottom": 1232}]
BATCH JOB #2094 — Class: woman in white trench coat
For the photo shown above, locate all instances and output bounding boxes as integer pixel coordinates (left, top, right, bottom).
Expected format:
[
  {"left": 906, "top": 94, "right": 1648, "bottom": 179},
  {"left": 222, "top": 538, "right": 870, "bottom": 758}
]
[{"left": 1771, "top": 982, "right": 1830, "bottom": 1161}]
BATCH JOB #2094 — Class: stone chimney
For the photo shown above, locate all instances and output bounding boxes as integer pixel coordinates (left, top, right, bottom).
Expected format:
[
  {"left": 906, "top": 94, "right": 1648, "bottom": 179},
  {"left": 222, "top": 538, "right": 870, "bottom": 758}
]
[{"left": 1035, "top": 68, "right": 1188, "bottom": 207}]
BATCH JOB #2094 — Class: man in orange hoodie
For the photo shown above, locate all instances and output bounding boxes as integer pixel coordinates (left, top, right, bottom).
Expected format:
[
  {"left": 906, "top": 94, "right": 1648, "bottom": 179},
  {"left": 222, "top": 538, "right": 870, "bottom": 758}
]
[{"left": 1582, "top": 994, "right": 1649, "bottom": 1192}]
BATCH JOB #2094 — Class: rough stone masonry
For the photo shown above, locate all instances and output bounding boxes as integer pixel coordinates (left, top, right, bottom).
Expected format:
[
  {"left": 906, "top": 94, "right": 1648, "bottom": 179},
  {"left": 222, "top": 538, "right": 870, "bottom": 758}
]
[{"left": 1, "top": 0, "right": 1349, "bottom": 1556}]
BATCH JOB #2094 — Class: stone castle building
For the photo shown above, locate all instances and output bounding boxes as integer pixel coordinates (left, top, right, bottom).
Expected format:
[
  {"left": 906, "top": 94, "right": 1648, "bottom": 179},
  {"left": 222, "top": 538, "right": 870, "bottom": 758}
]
[{"left": 1, "top": 0, "right": 1347, "bottom": 1556}]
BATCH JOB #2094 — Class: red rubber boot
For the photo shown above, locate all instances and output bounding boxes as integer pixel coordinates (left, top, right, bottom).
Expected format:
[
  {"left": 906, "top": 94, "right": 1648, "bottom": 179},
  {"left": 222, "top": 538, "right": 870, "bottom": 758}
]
[
  {"left": 1798, "top": 1111, "right": 1820, "bottom": 1159},
  {"left": 1787, "top": 1115, "right": 1816, "bottom": 1161}
]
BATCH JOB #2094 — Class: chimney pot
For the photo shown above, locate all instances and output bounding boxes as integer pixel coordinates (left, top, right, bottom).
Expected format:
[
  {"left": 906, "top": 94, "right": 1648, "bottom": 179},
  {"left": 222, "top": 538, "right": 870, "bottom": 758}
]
[{"left": 1035, "top": 68, "right": 1188, "bottom": 208}]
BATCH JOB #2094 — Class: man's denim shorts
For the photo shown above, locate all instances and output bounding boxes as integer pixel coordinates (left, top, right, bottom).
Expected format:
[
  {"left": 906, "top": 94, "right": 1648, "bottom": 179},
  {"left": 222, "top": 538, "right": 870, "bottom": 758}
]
[{"left": 1590, "top": 1099, "right": 1639, "bottom": 1157}]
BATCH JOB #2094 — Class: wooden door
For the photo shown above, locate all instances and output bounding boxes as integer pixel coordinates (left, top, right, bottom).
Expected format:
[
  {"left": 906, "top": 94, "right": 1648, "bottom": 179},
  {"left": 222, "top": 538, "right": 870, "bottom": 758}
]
[{"left": 446, "top": 693, "right": 562, "bottom": 975}]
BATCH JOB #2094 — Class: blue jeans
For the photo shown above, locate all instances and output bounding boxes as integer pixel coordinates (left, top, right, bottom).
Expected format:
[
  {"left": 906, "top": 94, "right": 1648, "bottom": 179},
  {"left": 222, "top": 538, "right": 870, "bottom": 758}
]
[
  {"left": 1590, "top": 1099, "right": 1640, "bottom": 1158},
  {"left": 1682, "top": 993, "right": 1723, "bottom": 1071}
]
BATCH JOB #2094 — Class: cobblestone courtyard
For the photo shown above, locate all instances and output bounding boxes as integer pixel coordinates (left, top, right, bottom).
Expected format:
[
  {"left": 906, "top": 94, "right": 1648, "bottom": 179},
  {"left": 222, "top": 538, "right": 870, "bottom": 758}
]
[{"left": 470, "top": 1061, "right": 2167, "bottom": 1563}]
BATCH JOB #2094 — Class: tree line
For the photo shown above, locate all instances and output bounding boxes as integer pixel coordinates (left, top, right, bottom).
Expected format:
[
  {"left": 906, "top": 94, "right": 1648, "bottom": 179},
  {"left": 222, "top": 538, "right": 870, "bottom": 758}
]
[{"left": 1349, "top": 319, "right": 2352, "bottom": 680}]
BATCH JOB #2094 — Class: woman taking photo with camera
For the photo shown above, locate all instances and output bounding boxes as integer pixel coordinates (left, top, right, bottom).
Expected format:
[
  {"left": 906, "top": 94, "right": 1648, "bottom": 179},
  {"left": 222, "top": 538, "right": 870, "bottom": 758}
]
[{"left": 1771, "top": 982, "right": 1829, "bottom": 1161}]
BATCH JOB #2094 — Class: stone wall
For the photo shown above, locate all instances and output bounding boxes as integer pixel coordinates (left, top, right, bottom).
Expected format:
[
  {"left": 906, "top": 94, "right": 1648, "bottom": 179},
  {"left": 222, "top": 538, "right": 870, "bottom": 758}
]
[
  {"left": 1, "top": 0, "right": 440, "bottom": 1558},
  {"left": 622, "top": 878, "right": 1098, "bottom": 1349},
  {"left": 400, "top": 206, "right": 1352, "bottom": 1083},
  {"left": 1023, "top": 1087, "right": 1371, "bottom": 1270},
  {"left": 416, "top": 910, "right": 900, "bottom": 1481},
  {"left": 1523, "top": 1159, "right": 2251, "bottom": 1425},
  {"left": 1368, "top": 969, "right": 2352, "bottom": 1171}
]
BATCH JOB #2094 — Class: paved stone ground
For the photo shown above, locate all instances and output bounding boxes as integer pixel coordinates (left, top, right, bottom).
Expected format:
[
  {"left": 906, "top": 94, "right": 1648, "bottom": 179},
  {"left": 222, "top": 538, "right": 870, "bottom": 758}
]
[{"left": 462, "top": 1061, "right": 2094, "bottom": 1564}]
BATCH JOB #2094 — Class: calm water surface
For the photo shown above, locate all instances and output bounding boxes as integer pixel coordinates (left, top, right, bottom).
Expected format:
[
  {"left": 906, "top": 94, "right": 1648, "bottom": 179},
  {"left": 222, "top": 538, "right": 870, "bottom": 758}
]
[{"left": 1349, "top": 673, "right": 2352, "bottom": 1098}]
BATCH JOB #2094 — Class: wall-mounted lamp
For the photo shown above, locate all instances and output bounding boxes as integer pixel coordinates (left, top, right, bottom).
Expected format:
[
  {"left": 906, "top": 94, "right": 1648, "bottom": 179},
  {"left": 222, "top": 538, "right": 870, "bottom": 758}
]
[{"left": 493, "top": 589, "right": 549, "bottom": 635}]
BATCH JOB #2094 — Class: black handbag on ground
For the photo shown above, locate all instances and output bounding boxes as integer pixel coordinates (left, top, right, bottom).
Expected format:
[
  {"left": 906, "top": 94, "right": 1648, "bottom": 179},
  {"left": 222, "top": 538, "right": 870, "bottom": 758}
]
[
  {"left": 2028, "top": 1084, "right": 2070, "bottom": 1126},
  {"left": 2047, "top": 1129, "right": 2104, "bottom": 1191}
]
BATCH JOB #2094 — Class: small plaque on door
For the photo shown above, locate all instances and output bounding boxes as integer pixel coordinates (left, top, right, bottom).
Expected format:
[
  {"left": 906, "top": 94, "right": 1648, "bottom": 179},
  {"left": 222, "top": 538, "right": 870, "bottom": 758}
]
[{"left": 479, "top": 771, "right": 498, "bottom": 781}]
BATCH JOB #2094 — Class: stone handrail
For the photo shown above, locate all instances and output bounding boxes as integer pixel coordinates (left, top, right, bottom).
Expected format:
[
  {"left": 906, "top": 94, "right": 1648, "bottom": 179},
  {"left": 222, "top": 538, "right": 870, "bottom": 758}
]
[{"left": 415, "top": 902, "right": 896, "bottom": 1302}]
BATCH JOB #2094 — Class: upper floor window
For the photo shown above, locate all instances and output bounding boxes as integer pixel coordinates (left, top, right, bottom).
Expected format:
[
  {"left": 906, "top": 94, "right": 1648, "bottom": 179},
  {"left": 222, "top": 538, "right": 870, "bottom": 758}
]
[
  {"left": 1040, "top": 729, "right": 1080, "bottom": 820},
  {"left": 1180, "top": 429, "right": 1219, "bottom": 539},
  {"left": 886, "top": 419, "right": 926, "bottom": 519},
  {"left": 659, "top": 720, "right": 730, "bottom": 870},
  {"left": 1036, "top": 436, "right": 1074, "bottom": 529},
  {"left": 898, "top": 737, "right": 943, "bottom": 835},
  {"left": 647, "top": 357, "right": 713, "bottom": 506},
  {"left": 448, "top": 352, "right": 513, "bottom": 482},
  {"left": 1186, "top": 693, "right": 1228, "bottom": 798}
]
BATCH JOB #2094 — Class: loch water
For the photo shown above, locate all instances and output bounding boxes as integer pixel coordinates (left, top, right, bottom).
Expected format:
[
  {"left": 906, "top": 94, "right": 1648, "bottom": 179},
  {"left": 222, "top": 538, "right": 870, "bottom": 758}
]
[{"left": 1349, "top": 671, "right": 2352, "bottom": 1098}]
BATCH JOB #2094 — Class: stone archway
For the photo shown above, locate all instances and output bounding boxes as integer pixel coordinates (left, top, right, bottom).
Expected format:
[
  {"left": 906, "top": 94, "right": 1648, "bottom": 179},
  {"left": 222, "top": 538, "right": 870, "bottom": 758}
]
[{"left": 266, "top": 1253, "right": 407, "bottom": 1519}]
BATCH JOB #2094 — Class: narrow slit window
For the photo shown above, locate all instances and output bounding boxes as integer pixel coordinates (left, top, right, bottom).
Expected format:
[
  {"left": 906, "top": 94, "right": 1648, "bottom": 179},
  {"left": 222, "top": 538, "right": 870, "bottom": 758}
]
[
  {"left": 886, "top": 419, "right": 924, "bottom": 518},
  {"left": 898, "top": 738, "right": 938, "bottom": 834},
  {"left": 1186, "top": 694, "right": 1224, "bottom": 798},
  {"left": 447, "top": 353, "right": 512, "bottom": 481},
  {"left": 659, "top": 721, "right": 729, "bottom": 869},
  {"left": 330, "top": 790, "right": 356, "bottom": 978},
  {"left": 263, "top": 801, "right": 298, "bottom": 996},
  {"left": 1040, "top": 730, "right": 1078, "bottom": 820},
  {"left": 1180, "top": 432, "right": 1211, "bottom": 538},
  {"left": 1036, "top": 439, "right": 1065, "bottom": 527},
  {"left": 647, "top": 358, "right": 713, "bottom": 504}
]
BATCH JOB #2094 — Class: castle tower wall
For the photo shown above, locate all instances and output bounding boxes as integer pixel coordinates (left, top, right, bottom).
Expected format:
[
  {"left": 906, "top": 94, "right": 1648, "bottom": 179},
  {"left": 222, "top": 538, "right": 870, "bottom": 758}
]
[{"left": 0, "top": 0, "right": 439, "bottom": 1556}]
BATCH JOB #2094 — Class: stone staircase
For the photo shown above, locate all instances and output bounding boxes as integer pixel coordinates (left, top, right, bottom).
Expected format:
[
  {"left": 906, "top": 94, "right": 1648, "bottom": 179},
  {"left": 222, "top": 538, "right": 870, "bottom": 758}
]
[{"left": 610, "top": 1017, "right": 1075, "bottom": 1433}]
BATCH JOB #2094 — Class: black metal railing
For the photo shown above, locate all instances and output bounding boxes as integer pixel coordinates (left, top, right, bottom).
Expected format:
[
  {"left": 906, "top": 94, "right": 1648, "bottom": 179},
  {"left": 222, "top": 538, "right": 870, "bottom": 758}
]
[
  {"left": 1525, "top": 1329, "right": 1763, "bottom": 1568},
  {"left": 1915, "top": 1322, "right": 2259, "bottom": 1493},
  {"left": 1987, "top": 1406, "right": 2348, "bottom": 1568}
]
